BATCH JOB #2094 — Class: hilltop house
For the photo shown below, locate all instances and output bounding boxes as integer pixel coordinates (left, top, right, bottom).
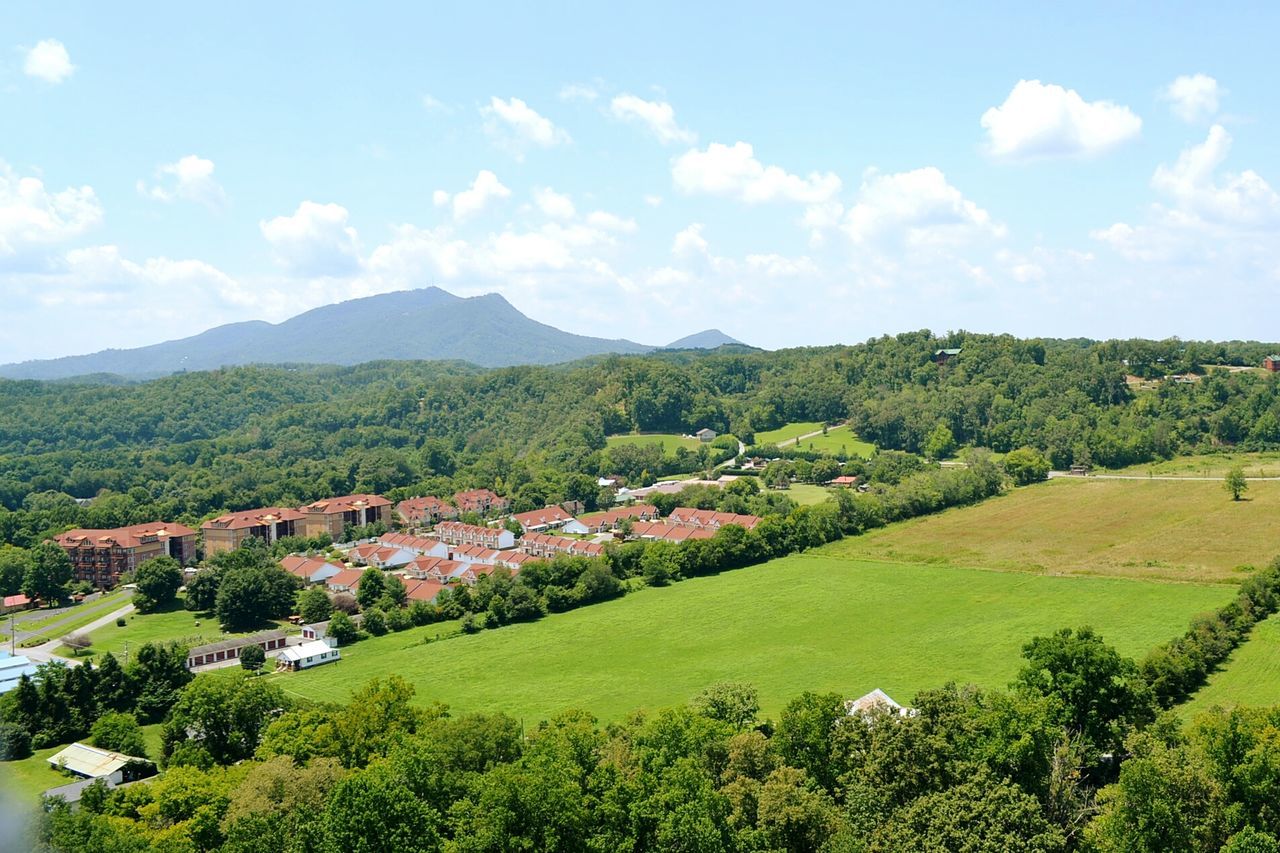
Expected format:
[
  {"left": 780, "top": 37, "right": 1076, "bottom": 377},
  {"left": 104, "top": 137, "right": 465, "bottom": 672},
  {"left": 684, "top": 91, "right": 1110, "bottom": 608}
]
[
  {"left": 1265, "top": 355, "right": 1280, "bottom": 372},
  {"left": 844, "top": 688, "right": 917, "bottom": 718},
  {"left": 53, "top": 522, "right": 197, "bottom": 587},
  {"left": 934, "top": 347, "right": 962, "bottom": 365},
  {"left": 696, "top": 428, "right": 718, "bottom": 442}
]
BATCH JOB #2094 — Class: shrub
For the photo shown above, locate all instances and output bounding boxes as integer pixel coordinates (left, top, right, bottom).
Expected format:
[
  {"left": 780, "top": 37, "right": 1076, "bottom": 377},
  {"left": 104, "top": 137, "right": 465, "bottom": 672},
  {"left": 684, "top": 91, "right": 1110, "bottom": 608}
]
[
  {"left": 239, "top": 643, "right": 266, "bottom": 672},
  {"left": 362, "top": 607, "right": 387, "bottom": 636},
  {"left": 0, "top": 722, "right": 32, "bottom": 760}
]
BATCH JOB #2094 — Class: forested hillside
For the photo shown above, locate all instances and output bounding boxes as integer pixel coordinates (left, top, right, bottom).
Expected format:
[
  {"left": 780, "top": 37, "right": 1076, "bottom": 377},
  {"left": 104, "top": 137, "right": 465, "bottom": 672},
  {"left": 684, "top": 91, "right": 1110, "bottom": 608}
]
[{"left": 1, "top": 332, "right": 1277, "bottom": 551}]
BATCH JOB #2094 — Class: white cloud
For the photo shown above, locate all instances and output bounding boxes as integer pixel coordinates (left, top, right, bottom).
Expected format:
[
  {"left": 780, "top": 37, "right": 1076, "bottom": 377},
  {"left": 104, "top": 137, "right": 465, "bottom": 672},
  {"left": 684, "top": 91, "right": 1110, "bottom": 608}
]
[
  {"left": 745, "top": 253, "right": 818, "bottom": 277},
  {"left": 843, "top": 167, "right": 1005, "bottom": 247},
  {"left": 1161, "top": 74, "right": 1224, "bottom": 123},
  {"left": 609, "top": 94, "right": 696, "bottom": 145},
  {"left": 259, "top": 201, "right": 361, "bottom": 276},
  {"left": 0, "top": 161, "right": 102, "bottom": 257},
  {"left": 981, "top": 80, "right": 1142, "bottom": 160},
  {"left": 533, "top": 187, "right": 576, "bottom": 220},
  {"left": 482, "top": 96, "right": 570, "bottom": 156},
  {"left": 672, "top": 223, "right": 708, "bottom": 257},
  {"left": 559, "top": 83, "right": 598, "bottom": 102},
  {"left": 644, "top": 194, "right": 663, "bottom": 207},
  {"left": 585, "top": 210, "right": 637, "bottom": 232},
  {"left": 1149, "top": 125, "right": 1278, "bottom": 226},
  {"left": 421, "top": 94, "right": 451, "bottom": 113},
  {"left": 136, "top": 155, "right": 227, "bottom": 208},
  {"left": 672, "top": 141, "right": 841, "bottom": 203},
  {"left": 22, "top": 39, "right": 75, "bottom": 84},
  {"left": 435, "top": 170, "right": 511, "bottom": 222}
]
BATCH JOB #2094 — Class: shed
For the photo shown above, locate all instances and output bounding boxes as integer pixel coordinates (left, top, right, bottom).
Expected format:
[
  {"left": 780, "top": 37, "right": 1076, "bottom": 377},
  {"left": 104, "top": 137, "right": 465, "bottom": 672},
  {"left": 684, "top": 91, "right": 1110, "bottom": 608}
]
[
  {"left": 186, "top": 630, "right": 287, "bottom": 669},
  {"left": 277, "top": 640, "right": 340, "bottom": 671},
  {"left": 695, "top": 428, "right": 717, "bottom": 442},
  {"left": 46, "top": 743, "right": 154, "bottom": 781}
]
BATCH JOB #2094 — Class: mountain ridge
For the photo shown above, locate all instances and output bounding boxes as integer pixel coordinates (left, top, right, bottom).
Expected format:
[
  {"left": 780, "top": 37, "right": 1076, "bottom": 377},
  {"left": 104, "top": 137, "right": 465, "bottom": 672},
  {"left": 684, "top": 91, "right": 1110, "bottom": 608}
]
[{"left": 0, "top": 288, "right": 748, "bottom": 380}]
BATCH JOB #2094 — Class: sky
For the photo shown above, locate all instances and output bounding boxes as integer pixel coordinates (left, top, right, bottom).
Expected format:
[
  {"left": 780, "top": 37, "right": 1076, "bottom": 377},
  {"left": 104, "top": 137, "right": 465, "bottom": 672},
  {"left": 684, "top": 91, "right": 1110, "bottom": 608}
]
[{"left": 2, "top": 2, "right": 1279, "bottom": 363}]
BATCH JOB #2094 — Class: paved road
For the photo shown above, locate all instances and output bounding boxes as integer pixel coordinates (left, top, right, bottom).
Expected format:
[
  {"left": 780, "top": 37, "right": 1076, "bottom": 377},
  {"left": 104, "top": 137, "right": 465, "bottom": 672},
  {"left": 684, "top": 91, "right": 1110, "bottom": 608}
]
[
  {"left": 6, "top": 594, "right": 130, "bottom": 647},
  {"left": 19, "top": 602, "right": 136, "bottom": 666}
]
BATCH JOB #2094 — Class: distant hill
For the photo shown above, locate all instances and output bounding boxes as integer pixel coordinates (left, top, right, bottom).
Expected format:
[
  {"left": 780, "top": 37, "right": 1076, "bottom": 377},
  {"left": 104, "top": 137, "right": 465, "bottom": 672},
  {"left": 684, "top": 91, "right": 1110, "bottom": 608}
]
[
  {"left": 663, "top": 329, "right": 744, "bottom": 349},
  {"left": 0, "top": 288, "right": 675, "bottom": 380}
]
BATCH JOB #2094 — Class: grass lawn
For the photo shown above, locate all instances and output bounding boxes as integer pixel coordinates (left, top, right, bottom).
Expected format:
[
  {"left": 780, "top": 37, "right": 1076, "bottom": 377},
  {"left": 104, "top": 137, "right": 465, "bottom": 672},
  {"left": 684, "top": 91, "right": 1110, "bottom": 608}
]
[
  {"left": 827, "top": 477, "right": 1280, "bottom": 584},
  {"left": 1182, "top": 614, "right": 1280, "bottom": 718},
  {"left": 5, "top": 589, "right": 133, "bottom": 645},
  {"left": 605, "top": 433, "right": 703, "bottom": 453},
  {"left": 276, "top": 552, "right": 1230, "bottom": 723},
  {"left": 69, "top": 599, "right": 296, "bottom": 660},
  {"left": 0, "top": 723, "right": 164, "bottom": 810},
  {"left": 754, "top": 421, "right": 826, "bottom": 447},
  {"left": 778, "top": 484, "right": 834, "bottom": 506},
  {"left": 792, "top": 425, "right": 876, "bottom": 459},
  {"left": 1105, "top": 451, "right": 1280, "bottom": 479}
]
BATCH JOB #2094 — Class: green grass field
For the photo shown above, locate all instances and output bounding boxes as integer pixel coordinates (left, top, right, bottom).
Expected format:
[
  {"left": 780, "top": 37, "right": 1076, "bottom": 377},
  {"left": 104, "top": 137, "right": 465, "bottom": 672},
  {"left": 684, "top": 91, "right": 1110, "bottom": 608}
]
[
  {"left": 791, "top": 425, "right": 876, "bottom": 459},
  {"left": 753, "top": 421, "right": 826, "bottom": 447},
  {"left": 1105, "top": 451, "right": 1280, "bottom": 479},
  {"left": 275, "top": 552, "right": 1231, "bottom": 723},
  {"left": 827, "top": 478, "right": 1280, "bottom": 584},
  {"left": 778, "top": 484, "right": 835, "bottom": 506},
  {"left": 605, "top": 433, "right": 703, "bottom": 453},
  {"left": 1182, "top": 614, "right": 1280, "bottom": 717},
  {"left": 5, "top": 589, "right": 133, "bottom": 645},
  {"left": 69, "top": 600, "right": 296, "bottom": 660}
]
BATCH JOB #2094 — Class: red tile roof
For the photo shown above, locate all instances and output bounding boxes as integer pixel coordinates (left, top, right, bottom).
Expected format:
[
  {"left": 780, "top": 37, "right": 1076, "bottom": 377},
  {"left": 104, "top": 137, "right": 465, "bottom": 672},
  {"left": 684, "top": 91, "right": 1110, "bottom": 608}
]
[
  {"left": 325, "top": 568, "right": 365, "bottom": 589},
  {"left": 667, "top": 508, "right": 761, "bottom": 530},
  {"left": 631, "top": 521, "right": 716, "bottom": 542},
  {"left": 511, "top": 506, "right": 575, "bottom": 529},
  {"left": 404, "top": 579, "right": 445, "bottom": 602},
  {"left": 202, "top": 506, "right": 305, "bottom": 531},
  {"left": 3, "top": 593, "right": 31, "bottom": 608},
  {"left": 379, "top": 532, "right": 445, "bottom": 554},
  {"left": 519, "top": 532, "right": 605, "bottom": 557},
  {"left": 396, "top": 496, "right": 456, "bottom": 521},
  {"left": 54, "top": 521, "right": 196, "bottom": 551},
  {"left": 280, "top": 555, "right": 342, "bottom": 580},
  {"left": 301, "top": 494, "right": 391, "bottom": 514}
]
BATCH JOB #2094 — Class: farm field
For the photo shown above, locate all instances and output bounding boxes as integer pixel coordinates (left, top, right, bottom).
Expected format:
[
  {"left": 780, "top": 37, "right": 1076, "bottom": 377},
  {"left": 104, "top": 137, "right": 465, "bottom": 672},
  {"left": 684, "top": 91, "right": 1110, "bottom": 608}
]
[
  {"left": 753, "top": 421, "right": 826, "bottom": 446},
  {"left": 605, "top": 433, "right": 703, "bottom": 453},
  {"left": 1182, "top": 614, "right": 1280, "bottom": 717},
  {"left": 827, "top": 477, "right": 1280, "bottom": 584},
  {"left": 1105, "top": 451, "right": 1280, "bottom": 479},
  {"left": 792, "top": 425, "right": 876, "bottom": 458},
  {"left": 276, "top": 552, "right": 1231, "bottom": 723}
]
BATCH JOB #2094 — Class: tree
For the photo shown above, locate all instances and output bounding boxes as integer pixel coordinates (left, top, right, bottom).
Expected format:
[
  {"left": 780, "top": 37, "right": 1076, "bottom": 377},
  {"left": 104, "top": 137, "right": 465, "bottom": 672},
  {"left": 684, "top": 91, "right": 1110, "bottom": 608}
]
[
  {"left": 298, "top": 587, "right": 333, "bottom": 624},
  {"left": 323, "top": 762, "right": 442, "bottom": 852},
  {"left": 924, "top": 423, "right": 957, "bottom": 460},
  {"left": 239, "top": 643, "right": 266, "bottom": 672},
  {"left": 90, "top": 711, "right": 147, "bottom": 757},
  {"left": 0, "top": 722, "right": 32, "bottom": 761},
  {"left": 692, "top": 682, "right": 759, "bottom": 729},
  {"left": 61, "top": 633, "right": 92, "bottom": 656},
  {"left": 355, "top": 566, "right": 386, "bottom": 610},
  {"left": 0, "top": 546, "right": 27, "bottom": 596},
  {"left": 1226, "top": 465, "right": 1249, "bottom": 501},
  {"left": 215, "top": 564, "right": 300, "bottom": 631},
  {"left": 1004, "top": 446, "right": 1052, "bottom": 485},
  {"left": 133, "top": 555, "right": 183, "bottom": 613},
  {"left": 22, "top": 542, "right": 72, "bottom": 603},
  {"left": 184, "top": 569, "right": 221, "bottom": 612},
  {"left": 327, "top": 610, "right": 358, "bottom": 646},
  {"left": 363, "top": 607, "right": 388, "bottom": 636},
  {"left": 161, "top": 673, "right": 289, "bottom": 765},
  {"left": 128, "top": 641, "right": 193, "bottom": 722}
]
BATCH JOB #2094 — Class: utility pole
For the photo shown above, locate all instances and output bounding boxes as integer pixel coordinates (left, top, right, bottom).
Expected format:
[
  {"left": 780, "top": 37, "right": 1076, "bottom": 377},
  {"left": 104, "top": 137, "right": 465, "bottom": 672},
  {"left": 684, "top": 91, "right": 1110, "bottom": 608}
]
[{"left": 8, "top": 614, "right": 13, "bottom": 655}]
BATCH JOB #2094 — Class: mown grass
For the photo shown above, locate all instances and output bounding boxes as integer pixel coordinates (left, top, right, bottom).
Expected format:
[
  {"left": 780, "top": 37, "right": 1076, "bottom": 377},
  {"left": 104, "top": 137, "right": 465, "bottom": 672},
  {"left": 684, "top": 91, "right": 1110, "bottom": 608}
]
[
  {"left": 1105, "top": 451, "right": 1280, "bottom": 479},
  {"left": 826, "top": 478, "right": 1280, "bottom": 584},
  {"left": 1182, "top": 613, "right": 1280, "bottom": 717},
  {"left": 790, "top": 425, "right": 876, "bottom": 459},
  {"left": 275, "top": 552, "right": 1230, "bottom": 723},
  {"left": 777, "top": 484, "right": 835, "bottom": 506},
  {"left": 605, "top": 433, "right": 703, "bottom": 453},
  {"left": 753, "top": 421, "right": 826, "bottom": 447},
  {"left": 4, "top": 589, "right": 133, "bottom": 645},
  {"left": 0, "top": 723, "right": 164, "bottom": 809},
  {"left": 70, "top": 599, "right": 296, "bottom": 660}
]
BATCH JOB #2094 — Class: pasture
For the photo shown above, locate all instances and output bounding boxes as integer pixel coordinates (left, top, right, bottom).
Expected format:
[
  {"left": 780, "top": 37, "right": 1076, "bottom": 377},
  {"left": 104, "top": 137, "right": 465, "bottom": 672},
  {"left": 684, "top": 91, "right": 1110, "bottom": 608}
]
[
  {"left": 275, "top": 552, "right": 1230, "bottom": 723},
  {"left": 1105, "top": 451, "right": 1280, "bottom": 479},
  {"left": 753, "top": 421, "right": 826, "bottom": 447},
  {"left": 793, "top": 425, "right": 876, "bottom": 458},
  {"left": 827, "top": 477, "right": 1280, "bottom": 584},
  {"left": 1182, "top": 613, "right": 1280, "bottom": 717},
  {"left": 605, "top": 433, "right": 703, "bottom": 453},
  {"left": 0, "top": 724, "right": 164, "bottom": 807}
]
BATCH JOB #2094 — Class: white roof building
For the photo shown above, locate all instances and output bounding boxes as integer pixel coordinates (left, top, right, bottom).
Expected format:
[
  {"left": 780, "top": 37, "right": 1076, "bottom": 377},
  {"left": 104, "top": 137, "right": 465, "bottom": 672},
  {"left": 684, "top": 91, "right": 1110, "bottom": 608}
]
[
  {"left": 0, "top": 650, "right": 38, "bottom": 694},
  {"left": 47, "top": 743, "right": 149, "bottom": 779},
  {"left": 844, "top": 688, "right": 917, "bottom": 718},
  {"left": 277, "top": 640, "right": 340, "bottom": 670}
]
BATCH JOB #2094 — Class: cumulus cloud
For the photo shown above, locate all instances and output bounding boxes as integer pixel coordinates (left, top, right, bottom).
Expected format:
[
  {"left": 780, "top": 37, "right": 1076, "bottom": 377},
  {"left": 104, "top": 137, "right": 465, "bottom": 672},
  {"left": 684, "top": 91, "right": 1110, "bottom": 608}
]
[
  {"left": 609, "top": 94, "right": 696, "bottom": 145},
  {"left": 434, "top": 170, "right": 511, "bottom": 222},
  {"left": 843, "top": 167, "right": 1005, "bottom": 247},
  {"left": 421, "top": 94, "right": 451, "bottom": 113},
  {"left": 482, "top": 96, "right": 570, "bottom": 156},
  {"left": 672, "top": 223, "right": 708, "bottom": 257},
  {"left": 1150, "top": 125, "right": 1280, "bottom": 226},
  {"left": 22, "top": 39, "right": 75, "bottom": 83},
  {"left": 259, "top": 201, "right": 361, "bottom": 276},
  {"left": 0, "top": 161, "right": 102, "bottom": 257},
  {"left": 1161, "top": 74, "right": 1224, "bottom": 123},
  {"left": 981, "top": 80, "right": 1141, "bottom": 160},
  {"left": 137, "top": 155, "right": 227, "bottom": 209},
  {"left": 558, "top": 83, "right": 599, "bottom": 102},
  {"left": 585, "top": 210, "right": 637, "bottom": 232},
  {"left": 533, "top": 187, "right": 576, "bottom": 220},
  {"left": 672, "top": 142, "right": 841, "bottom": 203}
]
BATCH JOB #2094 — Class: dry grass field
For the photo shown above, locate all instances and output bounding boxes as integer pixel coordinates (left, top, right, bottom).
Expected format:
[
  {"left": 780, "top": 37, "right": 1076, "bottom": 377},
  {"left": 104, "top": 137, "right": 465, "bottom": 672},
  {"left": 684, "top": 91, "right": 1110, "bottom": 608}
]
[{"left": 825, "top": 477, "right": 1280, "bottom": 584}]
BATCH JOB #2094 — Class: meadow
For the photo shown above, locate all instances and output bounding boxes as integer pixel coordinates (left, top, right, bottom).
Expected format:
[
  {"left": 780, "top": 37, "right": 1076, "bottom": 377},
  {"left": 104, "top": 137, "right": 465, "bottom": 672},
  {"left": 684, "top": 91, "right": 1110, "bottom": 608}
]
[
  {"left": 1105, "top": 451, "right": 1280, "bottom": 479},
  {"left": 275, "top": 551, "right": 1231, "bottom": 723},
  {"left": 605, "top": 433, "right": 703, "bottom": 453},
  {"left": 753, "top": 421, "right": 826, "bottom": 446},
  {"left": 1181, "top": 613, "right": 1280, "bottom": 717},
  {"left": 791, "top": 424, "right": 876, "bottom": 458},
  {"left": 827, "top": 477, "right": 1280, "bottom": 584},
  {"left": 68, "top": 599, "right": 297, "bottom": 660}
]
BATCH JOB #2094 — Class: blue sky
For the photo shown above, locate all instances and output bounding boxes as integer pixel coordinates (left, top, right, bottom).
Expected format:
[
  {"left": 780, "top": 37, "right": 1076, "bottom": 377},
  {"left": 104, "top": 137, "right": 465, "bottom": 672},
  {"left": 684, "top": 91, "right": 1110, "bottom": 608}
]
[{"left": 3, "top": 2, "right": 1278, "bottom": 362}]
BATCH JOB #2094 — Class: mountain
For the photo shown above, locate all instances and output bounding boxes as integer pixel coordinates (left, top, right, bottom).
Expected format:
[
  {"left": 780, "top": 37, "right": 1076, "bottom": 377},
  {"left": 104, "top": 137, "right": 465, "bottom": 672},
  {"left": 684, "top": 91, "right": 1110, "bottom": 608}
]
[
  {"left": 663, "top": 329, "right": 744, "bottom": 350},
  {"left": 0, "top": 288, "right": 657, "bottom": 380}
]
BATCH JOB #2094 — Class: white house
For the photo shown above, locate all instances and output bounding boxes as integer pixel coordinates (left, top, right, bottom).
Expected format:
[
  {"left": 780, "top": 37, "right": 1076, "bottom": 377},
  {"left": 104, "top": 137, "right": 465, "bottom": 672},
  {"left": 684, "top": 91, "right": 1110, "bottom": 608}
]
[
  {"left": 277, "top": 640, "right": 341, "bottom": 671},
  {"left": 844, "top": 688, "right": 917, "bottom": 718}
]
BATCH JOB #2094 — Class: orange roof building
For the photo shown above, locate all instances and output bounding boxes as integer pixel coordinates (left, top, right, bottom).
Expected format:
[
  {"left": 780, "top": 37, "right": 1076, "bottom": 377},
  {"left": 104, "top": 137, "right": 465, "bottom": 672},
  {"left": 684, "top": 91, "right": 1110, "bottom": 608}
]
[
  {"left": 53, "top": 522, "right": 197, "bottom": 588},
  {"left": 299, "top": 494, "right": 391, "bottom": 540}
]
